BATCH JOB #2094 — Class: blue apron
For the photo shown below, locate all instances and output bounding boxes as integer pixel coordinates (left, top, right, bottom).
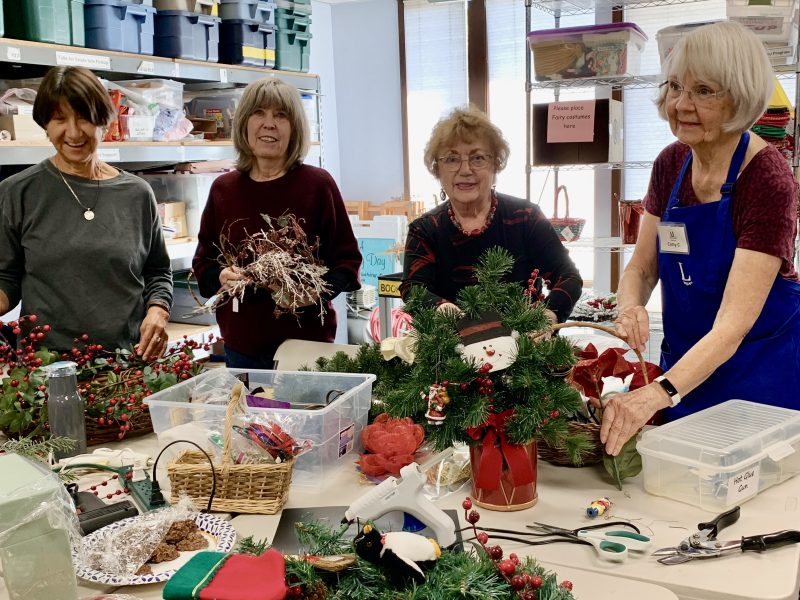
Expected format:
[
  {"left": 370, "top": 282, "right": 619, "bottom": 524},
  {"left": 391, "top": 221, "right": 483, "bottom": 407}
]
[{"left": 659, "top": 132, "right": 800, "bottom": 420}]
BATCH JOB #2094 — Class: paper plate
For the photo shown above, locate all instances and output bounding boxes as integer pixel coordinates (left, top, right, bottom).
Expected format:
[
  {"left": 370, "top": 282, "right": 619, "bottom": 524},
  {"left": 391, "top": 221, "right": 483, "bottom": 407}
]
[{"left": 75, "top": 512, "right": 236, "bottom": 585}]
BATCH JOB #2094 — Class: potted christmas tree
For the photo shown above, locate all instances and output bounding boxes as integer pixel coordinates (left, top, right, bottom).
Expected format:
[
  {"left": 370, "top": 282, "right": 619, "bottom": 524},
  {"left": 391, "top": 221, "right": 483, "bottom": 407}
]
[{"left": 383, "top": 248, "right": 586, "bottom": 511}]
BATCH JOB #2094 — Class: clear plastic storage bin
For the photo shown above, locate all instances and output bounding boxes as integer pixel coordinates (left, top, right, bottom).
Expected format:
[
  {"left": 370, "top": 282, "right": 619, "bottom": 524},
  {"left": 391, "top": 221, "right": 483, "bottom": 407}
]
[
  {"left": 656, "top": 20, "right": 719, "bottom": 66},
  {"left": 637, "top": 400, "right": 800, "bottom": 511},
  {"left": 726, "top": 0, "right": 798, "bottom": 43},
  {"left": 527, "top": 22, "right": 647, "bottom": 81},
  {"left": 147, "top": 369, "right": 375, "bottom": 486}
]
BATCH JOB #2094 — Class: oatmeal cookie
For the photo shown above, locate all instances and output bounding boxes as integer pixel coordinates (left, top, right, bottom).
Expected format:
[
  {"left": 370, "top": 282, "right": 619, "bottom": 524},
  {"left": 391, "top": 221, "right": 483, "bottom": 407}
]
[
  {"left": 149, "top": 542, "right": 180, "bottom": 563},
  {"left": 175, "top": 531, "right": 208, "bottom": 552}
]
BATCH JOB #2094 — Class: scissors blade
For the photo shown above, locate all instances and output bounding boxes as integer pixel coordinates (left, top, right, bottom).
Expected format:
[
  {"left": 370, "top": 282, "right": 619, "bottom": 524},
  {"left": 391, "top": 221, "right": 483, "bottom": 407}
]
[
  {"left": 657, "top": 553, "right": 694, "bottom": 565},
  {"left": 652, "top": 546, "right": 684, "bottom": 557}
]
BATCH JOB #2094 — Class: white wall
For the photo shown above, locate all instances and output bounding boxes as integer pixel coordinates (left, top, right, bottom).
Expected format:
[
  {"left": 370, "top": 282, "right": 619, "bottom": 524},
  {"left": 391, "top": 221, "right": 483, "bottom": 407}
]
[
  {"left": 323, "top": 0, "right": 405, "bottom": 203},
  {"left": 309, "top": 1, "right": 341, "bottom": 184}
]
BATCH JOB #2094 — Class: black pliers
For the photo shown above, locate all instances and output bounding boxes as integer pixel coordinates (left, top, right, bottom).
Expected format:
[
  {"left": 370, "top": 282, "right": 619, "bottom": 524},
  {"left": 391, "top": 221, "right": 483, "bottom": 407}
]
[{"left": 652, "top": 505, "right": 800, "bottom": 565}]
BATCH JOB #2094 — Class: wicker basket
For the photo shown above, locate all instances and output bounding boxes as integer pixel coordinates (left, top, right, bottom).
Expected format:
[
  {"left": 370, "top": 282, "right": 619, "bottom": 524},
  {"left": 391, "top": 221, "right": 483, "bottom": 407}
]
[
  {"left": 551, "top": 185, "right": 586, "bottom": 242},
  {"left": 86, "top": 409, "right": 153, "bottom": 446},
  {"left": 167, "top": 384, "right": 294, "bottom": 514},
  {"left": 538, "top": 321, "right": 650, "bottom": 467}
]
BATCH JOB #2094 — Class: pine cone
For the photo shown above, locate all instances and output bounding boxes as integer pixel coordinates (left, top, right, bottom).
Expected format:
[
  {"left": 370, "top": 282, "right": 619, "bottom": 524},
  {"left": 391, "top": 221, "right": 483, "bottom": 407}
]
[{"left": 301, "top": 582, "right": 328, "bottom": 600}]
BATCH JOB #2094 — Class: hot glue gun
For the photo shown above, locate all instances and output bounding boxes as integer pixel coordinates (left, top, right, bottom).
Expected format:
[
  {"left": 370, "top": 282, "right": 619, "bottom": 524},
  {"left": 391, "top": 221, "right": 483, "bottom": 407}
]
[{"left": 343, "top": 449, "right": 457, "bottom": 548}]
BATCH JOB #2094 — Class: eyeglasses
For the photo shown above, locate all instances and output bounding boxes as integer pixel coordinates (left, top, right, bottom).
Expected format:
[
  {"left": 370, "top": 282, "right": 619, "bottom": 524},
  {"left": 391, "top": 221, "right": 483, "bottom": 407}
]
[
  {"left": 436, "top": 153, "right": 494, "bottom": 172},
  {"left": 660, "top": 81, "right": 727, "bottom": 106}
]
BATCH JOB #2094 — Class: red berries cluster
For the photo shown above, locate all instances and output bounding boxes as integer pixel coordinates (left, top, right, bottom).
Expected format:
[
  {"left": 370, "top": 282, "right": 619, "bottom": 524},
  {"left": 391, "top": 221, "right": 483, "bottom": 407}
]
[{"left": 461, "top": 497, "right": 574, "bottom": 599}]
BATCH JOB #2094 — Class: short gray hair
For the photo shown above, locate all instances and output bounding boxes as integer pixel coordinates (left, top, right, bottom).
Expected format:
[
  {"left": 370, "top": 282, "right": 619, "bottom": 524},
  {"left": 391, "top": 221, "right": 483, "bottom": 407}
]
[
  {"left": 232, "top": 78, "right": 310, "bottom": 173},
  {"left": 656, "top": 20, "right": 773, "bottom": 133}
]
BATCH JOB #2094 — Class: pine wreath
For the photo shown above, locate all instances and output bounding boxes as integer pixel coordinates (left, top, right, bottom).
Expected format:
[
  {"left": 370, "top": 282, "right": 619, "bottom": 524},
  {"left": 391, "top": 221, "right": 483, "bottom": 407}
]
[{"left": 383, "top": 247, "right": 589, "bottom": 462}]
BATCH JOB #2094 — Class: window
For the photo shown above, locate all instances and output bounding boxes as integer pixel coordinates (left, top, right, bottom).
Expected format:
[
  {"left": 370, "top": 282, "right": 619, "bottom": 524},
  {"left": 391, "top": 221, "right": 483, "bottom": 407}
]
[{"left": 404, "top": 0, "right": 468, "bottom": 204}]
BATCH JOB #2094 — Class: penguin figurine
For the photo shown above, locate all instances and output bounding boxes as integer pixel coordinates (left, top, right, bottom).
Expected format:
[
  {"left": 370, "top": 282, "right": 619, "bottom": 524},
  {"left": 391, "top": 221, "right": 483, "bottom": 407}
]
[{"left": 354, "top": 523, "right": 441, "bottom": 587}]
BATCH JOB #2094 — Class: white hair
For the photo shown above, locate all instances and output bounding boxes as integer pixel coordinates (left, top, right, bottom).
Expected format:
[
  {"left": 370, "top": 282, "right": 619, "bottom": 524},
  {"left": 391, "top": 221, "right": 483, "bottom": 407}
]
[{"left": 656, "top": 20, "right": 773, "bottom": 132}]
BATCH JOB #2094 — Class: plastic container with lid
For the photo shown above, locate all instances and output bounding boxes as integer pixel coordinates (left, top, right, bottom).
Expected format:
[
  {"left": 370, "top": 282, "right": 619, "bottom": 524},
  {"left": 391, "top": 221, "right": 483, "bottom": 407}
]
[
  {"left": 655, "top": 20, "right": 720, "bottom": 67},
  {"left": 219, "top": 0, "right": 276, "bottom": 25},
  {"left": 146, "top": 368, "right": 375, "bottom": 486},
  {"left": 726, "top": 0, "right": 798, "bottom": 43},
  {"left": 637, "top": 400, "right": 800, "bottom": 511},
  {"left": 527, "top": 22, "right": 647, "bottom": 81},
  {"left": 154, "top": 10, "right": 221, "bottom": 61}
]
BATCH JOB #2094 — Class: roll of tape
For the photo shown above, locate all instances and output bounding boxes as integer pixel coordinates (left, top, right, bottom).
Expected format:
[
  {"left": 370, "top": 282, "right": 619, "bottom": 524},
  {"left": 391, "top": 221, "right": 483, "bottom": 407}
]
[{"left": 0, "top": 130, "right": 12, "bottom": 141}]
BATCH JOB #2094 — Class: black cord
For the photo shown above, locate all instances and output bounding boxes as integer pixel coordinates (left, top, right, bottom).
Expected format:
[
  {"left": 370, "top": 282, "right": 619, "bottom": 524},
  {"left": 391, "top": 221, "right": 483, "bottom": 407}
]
[
  {"left": 151, "top": 439, "right": 217, "bottom": 513},
  {"left": 325, "top": 389, "right": 345, "bottom": 405}
]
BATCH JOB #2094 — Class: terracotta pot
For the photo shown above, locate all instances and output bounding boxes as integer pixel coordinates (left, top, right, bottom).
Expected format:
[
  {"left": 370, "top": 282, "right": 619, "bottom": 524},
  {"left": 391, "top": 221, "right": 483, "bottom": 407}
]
[{"left": 469, "top": 440, "right": 538, "bottom": 511}]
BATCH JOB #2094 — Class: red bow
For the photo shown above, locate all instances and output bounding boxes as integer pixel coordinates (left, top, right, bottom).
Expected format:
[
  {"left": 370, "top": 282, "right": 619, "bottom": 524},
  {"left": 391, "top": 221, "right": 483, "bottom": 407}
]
[{"left": 466, "top": 410, "right": 534, "bottom": 490}]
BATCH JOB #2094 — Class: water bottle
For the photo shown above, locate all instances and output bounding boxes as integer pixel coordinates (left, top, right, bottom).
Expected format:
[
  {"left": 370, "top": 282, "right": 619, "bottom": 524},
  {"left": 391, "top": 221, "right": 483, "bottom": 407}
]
[{"left": 45, "top": 361, "right": 86, "bottom": 459}]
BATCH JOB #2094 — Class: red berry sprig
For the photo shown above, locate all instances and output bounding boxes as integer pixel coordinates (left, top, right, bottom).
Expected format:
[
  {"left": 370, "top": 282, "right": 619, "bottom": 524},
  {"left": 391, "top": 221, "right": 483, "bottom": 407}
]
[{"left": 461, "top": 497, "right": 575, "bottom": 599}]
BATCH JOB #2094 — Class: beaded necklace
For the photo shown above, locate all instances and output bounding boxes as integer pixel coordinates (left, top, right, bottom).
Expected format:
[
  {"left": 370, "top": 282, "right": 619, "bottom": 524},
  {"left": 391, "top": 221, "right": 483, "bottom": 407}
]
[{"left": 447, "top": 192, "right": 498, "bottom": 237}]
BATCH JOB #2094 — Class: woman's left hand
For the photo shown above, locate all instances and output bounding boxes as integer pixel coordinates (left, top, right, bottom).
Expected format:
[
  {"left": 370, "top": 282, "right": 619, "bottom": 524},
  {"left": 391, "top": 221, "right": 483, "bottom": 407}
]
[
  {"left": 137, "top": 305, "right": 169, "bottom": 360},
  {"left": 600, "top": 383, "right": 671, "bottom": 456}
]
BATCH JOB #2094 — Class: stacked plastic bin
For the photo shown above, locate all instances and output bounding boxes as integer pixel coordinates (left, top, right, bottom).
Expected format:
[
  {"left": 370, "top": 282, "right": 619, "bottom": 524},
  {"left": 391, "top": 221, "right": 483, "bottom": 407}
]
[
  {"left": 4, "top": 0, "right": 85, "bottom": 46},
  {"left": 154, "top": 0, "right": 221, "bottom": 62},
  {"left": 84, "top": 0, "right": 156, "bottom": 54},
  {"left": 218, "top": 0, "right": 276, "bottom": 68},
  {"left": 275, "top": 0, "right": 311, "bottom": 72}
]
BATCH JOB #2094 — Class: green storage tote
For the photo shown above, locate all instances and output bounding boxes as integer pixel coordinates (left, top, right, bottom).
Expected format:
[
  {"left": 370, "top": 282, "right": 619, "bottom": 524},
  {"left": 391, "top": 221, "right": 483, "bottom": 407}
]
[
  {"left": 275, "top": 7, "right": 309, "bottom": 33},
  {"left": 275, "top": 28, "right": 310, "bottom": 72},
  {"left": 4, "top": 0, "right": 85, "bottom": 46}
]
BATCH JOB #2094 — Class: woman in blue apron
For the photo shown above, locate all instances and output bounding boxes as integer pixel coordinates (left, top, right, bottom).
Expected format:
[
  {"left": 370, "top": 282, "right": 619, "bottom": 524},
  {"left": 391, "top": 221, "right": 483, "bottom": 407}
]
[{"left": 600, "top": 21, "right": 800, "bottom": 456}]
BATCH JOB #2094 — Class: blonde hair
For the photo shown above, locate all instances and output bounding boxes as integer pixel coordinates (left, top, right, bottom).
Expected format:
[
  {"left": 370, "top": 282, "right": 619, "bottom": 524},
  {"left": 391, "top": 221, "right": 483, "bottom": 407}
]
[
  {"left": 232, "top": 78, "right": 310, "bottom": 173},
  {"left": 424, "top": 105, "right": 510, "bottom": 178},
  {"left": 656, "top": 20, "right": 773, "bottom": 132}
]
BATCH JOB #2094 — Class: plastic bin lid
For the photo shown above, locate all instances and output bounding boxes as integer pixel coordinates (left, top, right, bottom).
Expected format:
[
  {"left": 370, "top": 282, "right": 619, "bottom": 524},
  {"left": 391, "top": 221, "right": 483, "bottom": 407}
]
[
  {"left": 0, "top": 455, "right": 62, "bottom": 524},
  {"left": 656, "top": 20, "right": 721, "bottom": 37},
  {"left": 637, "top": 399, "right": 800, "bottom": 471},
  {"left": 528, "top": 22, "right": 647, "bottom": 42}
]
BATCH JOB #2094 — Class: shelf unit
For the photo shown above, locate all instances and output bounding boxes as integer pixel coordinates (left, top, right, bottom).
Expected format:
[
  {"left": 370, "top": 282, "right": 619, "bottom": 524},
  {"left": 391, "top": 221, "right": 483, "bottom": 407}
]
[
  {"left": 525, "top": 0, "right": 800, "bottom": 279},
  {"left": 0, "top": 39, "right": 323, "bottom": 167}
]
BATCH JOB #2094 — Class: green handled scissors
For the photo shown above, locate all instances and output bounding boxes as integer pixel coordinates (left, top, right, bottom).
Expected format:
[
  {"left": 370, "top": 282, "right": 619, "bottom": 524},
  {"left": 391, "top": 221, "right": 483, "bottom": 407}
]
[{"left": 528, "top": 522, "right": 652, "bottom": 563}]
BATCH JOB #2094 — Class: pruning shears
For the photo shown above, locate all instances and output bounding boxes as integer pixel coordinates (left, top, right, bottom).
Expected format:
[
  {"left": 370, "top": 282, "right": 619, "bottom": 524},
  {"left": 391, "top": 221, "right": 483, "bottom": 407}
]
[{"left": 652, "top": 505, "right": 800, "bottom": 564}]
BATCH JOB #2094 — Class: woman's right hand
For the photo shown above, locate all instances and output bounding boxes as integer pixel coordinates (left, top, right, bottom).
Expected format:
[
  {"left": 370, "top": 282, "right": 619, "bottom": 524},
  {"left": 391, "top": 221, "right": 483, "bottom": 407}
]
[
  {"left": 613, "top": 305, "right": 650, "bottom": 353},
  {"left": 219, "top": 266, "right": 245, "bottom": 290}
]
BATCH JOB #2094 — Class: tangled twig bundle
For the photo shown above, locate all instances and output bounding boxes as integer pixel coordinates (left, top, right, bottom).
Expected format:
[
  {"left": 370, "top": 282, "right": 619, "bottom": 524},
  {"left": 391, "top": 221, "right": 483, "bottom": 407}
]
[{"left": 200, "top": 213, "right": 331, "bottom": 321}]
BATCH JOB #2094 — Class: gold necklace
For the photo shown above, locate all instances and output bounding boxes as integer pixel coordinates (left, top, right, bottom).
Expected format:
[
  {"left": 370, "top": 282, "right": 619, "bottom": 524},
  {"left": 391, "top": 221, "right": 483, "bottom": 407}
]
[{"left": 57, "top": 168, "right": 101, "bottom": 221}]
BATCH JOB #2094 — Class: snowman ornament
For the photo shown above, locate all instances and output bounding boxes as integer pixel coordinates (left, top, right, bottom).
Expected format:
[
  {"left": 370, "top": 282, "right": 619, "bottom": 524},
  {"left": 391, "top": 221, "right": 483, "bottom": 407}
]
[{"left": 455, "top": 311, "right": 519, "bottom": 373}]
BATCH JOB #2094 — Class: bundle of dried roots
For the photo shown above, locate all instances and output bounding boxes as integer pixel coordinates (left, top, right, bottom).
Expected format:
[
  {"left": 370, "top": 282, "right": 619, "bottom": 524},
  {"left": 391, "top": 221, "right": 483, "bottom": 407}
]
[{"left": 199, "top": 213, "right": 331, "bottom": 321}]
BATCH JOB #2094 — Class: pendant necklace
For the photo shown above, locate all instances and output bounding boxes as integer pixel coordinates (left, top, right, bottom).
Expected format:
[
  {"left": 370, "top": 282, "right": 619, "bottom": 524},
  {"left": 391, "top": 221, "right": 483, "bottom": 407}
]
[{"left": 57, "top": 167, "right": 101, "bottom": 221}]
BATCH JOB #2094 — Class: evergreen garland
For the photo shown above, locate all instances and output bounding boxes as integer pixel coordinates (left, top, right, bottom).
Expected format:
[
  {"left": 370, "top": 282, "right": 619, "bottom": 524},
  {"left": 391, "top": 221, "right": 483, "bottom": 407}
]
[{"left": 382, "top": 248, "right": 587, "bottom": 460}]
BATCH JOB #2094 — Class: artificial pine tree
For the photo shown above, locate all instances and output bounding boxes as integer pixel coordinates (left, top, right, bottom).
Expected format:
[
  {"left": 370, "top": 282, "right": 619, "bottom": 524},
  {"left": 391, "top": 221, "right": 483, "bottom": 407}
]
[{"left": 383, "top": 248, "right": 589, "bottom": 463}]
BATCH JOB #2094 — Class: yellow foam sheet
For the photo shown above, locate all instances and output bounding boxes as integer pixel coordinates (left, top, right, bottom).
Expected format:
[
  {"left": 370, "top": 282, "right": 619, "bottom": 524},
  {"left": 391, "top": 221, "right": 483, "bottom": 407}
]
[{"left": 769, "top": 78, "right": 794, "bottom": 118}]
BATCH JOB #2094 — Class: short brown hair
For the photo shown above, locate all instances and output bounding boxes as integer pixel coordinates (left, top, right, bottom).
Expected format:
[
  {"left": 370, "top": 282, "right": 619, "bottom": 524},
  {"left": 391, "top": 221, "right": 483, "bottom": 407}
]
[
  {"left": 232, "top": 78, "right": 310, "bottom": 173},
  {"left": 33, "top": 66, "right": 115, "bottom": 129},
  {"left": 424, "top": 105, "right": 510, "bottom": 178}
]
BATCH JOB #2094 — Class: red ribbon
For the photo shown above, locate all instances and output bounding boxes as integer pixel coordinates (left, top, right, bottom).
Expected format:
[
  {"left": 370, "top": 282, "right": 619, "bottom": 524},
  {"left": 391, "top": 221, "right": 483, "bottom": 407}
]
[{"left": 466, "top": 410, "right": 534, "bottom": 491}]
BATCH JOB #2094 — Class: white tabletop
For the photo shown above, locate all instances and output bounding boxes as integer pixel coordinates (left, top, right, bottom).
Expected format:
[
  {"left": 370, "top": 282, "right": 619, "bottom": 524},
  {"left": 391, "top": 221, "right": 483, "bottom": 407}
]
[{"left": 5, "top": 433, "right": 799, "bottom": 600}]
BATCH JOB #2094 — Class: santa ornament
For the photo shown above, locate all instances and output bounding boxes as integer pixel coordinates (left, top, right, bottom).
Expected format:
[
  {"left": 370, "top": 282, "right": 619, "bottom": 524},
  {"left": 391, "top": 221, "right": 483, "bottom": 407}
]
[
  {"left": 423, "top": 384, "right": 451, "bottom": 425},
  {"left": 455, "top": 312, "right": 519, "bottom": 373}
]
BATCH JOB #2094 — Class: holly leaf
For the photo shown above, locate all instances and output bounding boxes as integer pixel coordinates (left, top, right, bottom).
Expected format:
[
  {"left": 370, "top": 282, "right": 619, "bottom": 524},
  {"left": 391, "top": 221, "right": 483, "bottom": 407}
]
[{"left": 602, "top": 437, "right": 642, "bottom": 490}]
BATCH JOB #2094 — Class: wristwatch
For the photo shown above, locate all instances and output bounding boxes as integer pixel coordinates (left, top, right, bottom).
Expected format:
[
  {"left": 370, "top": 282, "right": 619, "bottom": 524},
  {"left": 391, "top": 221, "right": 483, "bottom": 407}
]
[{"left": 655, "top": 376, "right": 681, "bottom": 407}]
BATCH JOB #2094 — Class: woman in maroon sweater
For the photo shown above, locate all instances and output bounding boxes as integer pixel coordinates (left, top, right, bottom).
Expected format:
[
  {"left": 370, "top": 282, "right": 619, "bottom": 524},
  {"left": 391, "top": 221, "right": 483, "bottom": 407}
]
[{"left": 192, "top": 79, "right": 361, "bottom": 368}]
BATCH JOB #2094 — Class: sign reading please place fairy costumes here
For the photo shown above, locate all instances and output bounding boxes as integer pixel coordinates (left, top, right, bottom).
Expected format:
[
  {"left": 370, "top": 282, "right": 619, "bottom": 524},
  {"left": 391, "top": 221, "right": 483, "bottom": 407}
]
[{"left": 547, "top": 100, "right": 596, "bottom": 143}]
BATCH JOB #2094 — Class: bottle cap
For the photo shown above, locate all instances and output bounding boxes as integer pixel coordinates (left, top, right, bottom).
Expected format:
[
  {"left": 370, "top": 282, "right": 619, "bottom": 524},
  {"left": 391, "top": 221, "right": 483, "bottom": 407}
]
[{"left": 45, "top": 361, "right": 78, "bottom": 377}]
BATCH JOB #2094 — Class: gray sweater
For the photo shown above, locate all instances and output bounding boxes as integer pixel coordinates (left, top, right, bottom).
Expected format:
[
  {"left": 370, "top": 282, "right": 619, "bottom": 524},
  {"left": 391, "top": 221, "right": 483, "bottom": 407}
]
[{"left": 0, "top": 160, "right": 172, "bottom": 352}]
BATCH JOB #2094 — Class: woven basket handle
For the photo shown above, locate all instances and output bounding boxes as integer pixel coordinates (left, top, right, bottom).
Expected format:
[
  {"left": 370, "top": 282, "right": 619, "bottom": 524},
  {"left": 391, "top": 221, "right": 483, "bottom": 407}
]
[
  {"left": 221, "top": 382, "right": 246, "bottom": 465},
  {"left": 554, "top": 185, "right": 570, "bottom": 219},
  {"left": 551, "top": 321, "right": 650, "bottom": 385}
]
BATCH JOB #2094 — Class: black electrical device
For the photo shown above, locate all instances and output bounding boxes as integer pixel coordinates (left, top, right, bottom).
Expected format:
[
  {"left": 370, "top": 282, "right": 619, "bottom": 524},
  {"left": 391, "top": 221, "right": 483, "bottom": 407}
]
[{"left": 78, "top": 497, "right": 139, "bottom": 535}]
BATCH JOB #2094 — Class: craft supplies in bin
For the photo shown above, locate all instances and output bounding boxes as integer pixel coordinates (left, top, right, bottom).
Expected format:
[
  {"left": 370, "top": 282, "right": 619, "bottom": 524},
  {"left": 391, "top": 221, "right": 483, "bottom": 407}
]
[
  {"left": 528, "top": 22, "right": 647, "bottom": 81},
  {"left": 148, "top": 368, "right": 375, "bottom": 487},
  {"left": 550, "top": 185, "right": 585, "bottom": 242},
  {"left": 637, "top": 400, "right": 800, "bottom": 511}
]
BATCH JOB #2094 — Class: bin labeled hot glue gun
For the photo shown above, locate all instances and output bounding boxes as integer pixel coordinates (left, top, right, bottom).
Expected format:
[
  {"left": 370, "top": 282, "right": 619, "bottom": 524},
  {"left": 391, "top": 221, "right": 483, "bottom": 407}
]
[{"left": 343, "top": 449, "right": 457, "bottom": 548}]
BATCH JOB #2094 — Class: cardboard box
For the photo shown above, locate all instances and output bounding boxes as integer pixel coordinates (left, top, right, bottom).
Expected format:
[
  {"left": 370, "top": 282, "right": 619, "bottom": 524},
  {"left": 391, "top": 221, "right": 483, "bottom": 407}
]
[
  {"left": 157, "top": 201, "right": 188, "bottom": 239},
  {"left": 0, "top": 114, "right": 47, "bottom": 141},
  {"left": 532, "top": 99, "right": 623, "bottom": 166}
]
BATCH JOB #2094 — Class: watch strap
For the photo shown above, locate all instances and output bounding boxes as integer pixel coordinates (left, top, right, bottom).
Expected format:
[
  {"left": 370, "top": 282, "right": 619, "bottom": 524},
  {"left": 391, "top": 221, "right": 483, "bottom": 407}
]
[{"left": 655, "top": 375, "right": 681, "bottom": 407}]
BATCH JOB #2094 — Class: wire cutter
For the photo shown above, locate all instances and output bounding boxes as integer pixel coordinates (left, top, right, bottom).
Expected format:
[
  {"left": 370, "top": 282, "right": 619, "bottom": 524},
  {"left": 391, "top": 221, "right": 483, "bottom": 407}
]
[
  {"left": 525, "top": 522, "right": 652, "bottom": 563},
  {"left": 652, "top": 505, "right": 800, "bottom": 565}
]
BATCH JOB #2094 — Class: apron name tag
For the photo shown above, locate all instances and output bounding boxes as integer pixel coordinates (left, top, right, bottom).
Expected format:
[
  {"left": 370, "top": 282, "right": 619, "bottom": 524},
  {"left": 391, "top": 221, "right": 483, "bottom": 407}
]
[{"left": 657, "top": 222, "right": 690, "bottom": 254}]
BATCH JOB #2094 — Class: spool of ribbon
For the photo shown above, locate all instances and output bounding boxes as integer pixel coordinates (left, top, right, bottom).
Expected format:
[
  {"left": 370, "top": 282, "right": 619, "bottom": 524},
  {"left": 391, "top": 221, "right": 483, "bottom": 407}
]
[
  {"left": 586, "top": 496, "right": 612, "bottom": 518},
  {"left": 379, "top": 334, "right": 417, "bottom": 363},
  {"left": 466, "top": 409, "right": 535, "bottom": 491}
]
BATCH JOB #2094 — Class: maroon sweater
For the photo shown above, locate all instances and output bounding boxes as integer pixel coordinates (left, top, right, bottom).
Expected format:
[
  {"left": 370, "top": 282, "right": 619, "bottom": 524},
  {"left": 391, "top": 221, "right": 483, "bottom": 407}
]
[
  {"left": 193, "top": 165, "right": 362, "bottom": 357},
  {"left": 644, "top": 141, "right": 799, "bottom": 280}
]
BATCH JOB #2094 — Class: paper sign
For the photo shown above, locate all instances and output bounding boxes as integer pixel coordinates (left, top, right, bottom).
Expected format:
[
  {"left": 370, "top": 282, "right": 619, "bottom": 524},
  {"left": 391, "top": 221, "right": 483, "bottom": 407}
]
[
  {"left": 547, "top": 100, "right": 596, "bottom": 143},
  {"left": 56, "top": 51, "right": 111, "bottom": 70},
  {"left": 6, "top": 47, "right": 21, "bottom": 61},
  {"left": 358, "top": 238, "right": 397, "bottom": 290},
  {"left": 726, "top": 464, "right": 760, "bottom": 505},
  {"left": 97, "top": 147, "right": 121, "bottom": 162},
  {"left": 137, "top": 61, "right": 155, "bottom": 75},
  {"left": 219, "top": 68, "right": 228, "bottom": 83}
]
